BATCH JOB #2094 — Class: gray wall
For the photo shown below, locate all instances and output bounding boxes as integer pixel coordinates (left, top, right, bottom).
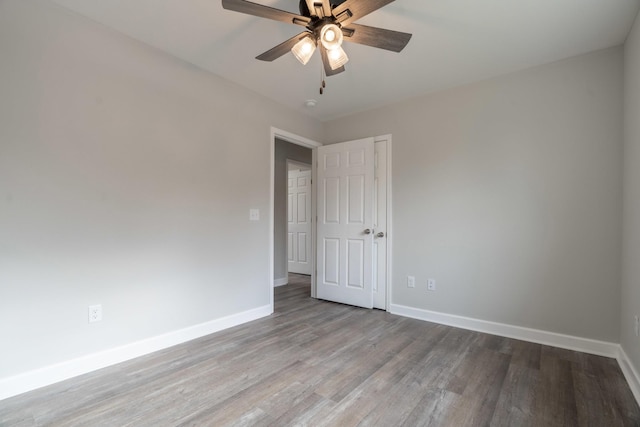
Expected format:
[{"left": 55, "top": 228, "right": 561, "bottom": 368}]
[
  {"left": 274, "top": 139, "right": 312, "bottom": 282},
  {"left": 0, "top": 0, "right": 323, "bottom": 378},
  {"left": 326, "top": 47, "right": 623, "bottom": 342},
  {"left": 1, "top": 0, "right": 635, "bottom": 389},
  {"left": 623, "top": 10, "right": 640, "bottom": 375}
]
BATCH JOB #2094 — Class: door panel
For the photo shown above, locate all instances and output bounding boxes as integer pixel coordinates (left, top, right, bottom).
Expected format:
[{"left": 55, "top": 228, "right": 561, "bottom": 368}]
[
  {"left": 297, "top": 233, "right": 308, "bottom": 262},
  {"left": 324, "top": 177, "right": 340, "bottom": 223},
  {"left": 287, "top": 232, "right": 294, "bottom": 262},
  {"left": 288, "top": 168, "right": 312, "bottom": 274},
  {"left": 316, "top": 138, "right": 374, "bottom": 308},
  {"left": 323, "top": 238, "right": 340, "bottom": 285},
  {"left": 346, "top": 239, "right": 364, "bottom": 288}
]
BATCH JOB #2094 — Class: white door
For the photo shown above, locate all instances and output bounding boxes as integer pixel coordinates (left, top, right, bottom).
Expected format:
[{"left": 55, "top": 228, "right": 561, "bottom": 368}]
[
  {"left": 288, "top": 168, "right": 312, "bottom": 275},
  {"left": 316, "top": 138, "right": 375, "bottom": 308}
]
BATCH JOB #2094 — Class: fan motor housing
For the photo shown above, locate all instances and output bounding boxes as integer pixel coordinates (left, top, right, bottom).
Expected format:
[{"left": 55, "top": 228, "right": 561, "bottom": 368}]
[{"left": 299, "top": 0, "right": 347, "bottom": 17}]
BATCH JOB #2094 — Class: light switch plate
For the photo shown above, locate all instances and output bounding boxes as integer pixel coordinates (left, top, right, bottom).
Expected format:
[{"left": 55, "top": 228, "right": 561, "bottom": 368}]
[{"left": 407, "top": 276, "right": 415, "bottom": 288}]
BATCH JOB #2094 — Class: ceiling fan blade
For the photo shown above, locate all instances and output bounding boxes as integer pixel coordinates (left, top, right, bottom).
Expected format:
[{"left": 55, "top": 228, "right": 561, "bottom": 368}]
[
  {"left": 256, "top": 32, "right": 310, "bottom": 61},
  {"left": 331, "top": 0, "right": 395, "bottom": 26},
  {"left": 319, "top": 45, "right": 345, "bottom": 76},
  {"left": 222, "top": 0, "right": 311, "bottom": 26},
  {"left": 342, "top": 24, "right": 411, "bottom": 52}
]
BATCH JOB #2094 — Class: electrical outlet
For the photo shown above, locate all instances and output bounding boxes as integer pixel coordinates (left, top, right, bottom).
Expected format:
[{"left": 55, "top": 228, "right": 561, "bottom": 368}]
[
  {"left": 407, "top": 276, "right": 416, "bottom": 288},
  {"left": 249, "top": 209, "right": 260, "bottom": 221},
  {"left": 88, "top": 304, "right": 102, "bottom": 323},
  {"left": 635, "top": 315, "right": 639, "bottom": 337},
  {"left": 427, "top": 279, "right": 436, "bottom": 291}
]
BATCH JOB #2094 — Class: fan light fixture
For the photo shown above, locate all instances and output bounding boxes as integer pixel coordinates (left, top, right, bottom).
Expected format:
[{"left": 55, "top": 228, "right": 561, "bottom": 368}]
[
  {"left": 290, "top": 23, "right": 348, "bottom": 70},
  {"left": 291, "top": 34, "right": 316, "bottom": 65},
  {"left": 327, "top": 45, "right": 349, "bottom": 69},
  {"left": 320, "top": 23, "right": 343, "bottom": 50}
]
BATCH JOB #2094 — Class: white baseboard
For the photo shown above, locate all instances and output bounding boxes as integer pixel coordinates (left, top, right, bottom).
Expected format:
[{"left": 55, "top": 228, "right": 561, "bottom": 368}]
[
  {"left": 274, "top": 277, "right": 288, "bottom": 287},
  {"left": 389, "top": 303, "right": 619, "bottom": 358},
  {"left": 0, "top": 304, "right": 272, "bottom": 401},
  {"left": 617, "top": 347, "right": 640, "bottom": 406}
]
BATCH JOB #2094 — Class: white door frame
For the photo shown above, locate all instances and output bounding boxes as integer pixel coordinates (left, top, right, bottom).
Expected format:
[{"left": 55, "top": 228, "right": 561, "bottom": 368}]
[
  {"left": 269, "top": 128, "right": 392, "bottom": 311},
  {"left": 270, "top": 127, "right": 321, "bottom": 310},
  {"left": 375, "top": 135, "right": 393, "bottom": 311}
]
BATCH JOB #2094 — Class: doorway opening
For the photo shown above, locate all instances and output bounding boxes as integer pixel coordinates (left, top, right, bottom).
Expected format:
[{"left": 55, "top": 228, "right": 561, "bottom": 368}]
[
  {"left": 269, "top": 128, "right": 321, "bottom": 310},
  {"left": 269, "top": 128, "right": 392, "bottom": 312}
]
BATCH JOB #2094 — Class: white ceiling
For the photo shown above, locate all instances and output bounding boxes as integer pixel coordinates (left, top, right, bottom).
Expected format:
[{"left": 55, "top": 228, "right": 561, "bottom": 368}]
[{"left": 50, "top": 0, "right": 640, "bottom": 121}]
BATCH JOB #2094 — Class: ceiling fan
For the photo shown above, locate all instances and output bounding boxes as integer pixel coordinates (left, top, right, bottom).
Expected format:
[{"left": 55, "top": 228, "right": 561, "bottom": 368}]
[{"left": 221, "top": 0, "right": 412, "bottom": 78}]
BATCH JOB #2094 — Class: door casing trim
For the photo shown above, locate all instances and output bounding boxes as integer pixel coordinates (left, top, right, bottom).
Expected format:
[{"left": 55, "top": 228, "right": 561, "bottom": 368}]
[{"left": 270, "top": 127, "right": 321, "bottom": 309}]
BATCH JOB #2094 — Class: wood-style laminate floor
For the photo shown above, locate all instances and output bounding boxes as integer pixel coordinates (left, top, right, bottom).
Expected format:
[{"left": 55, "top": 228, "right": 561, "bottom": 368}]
[{"left": 2, "top": 273, "right": 639, "bottom": 426}]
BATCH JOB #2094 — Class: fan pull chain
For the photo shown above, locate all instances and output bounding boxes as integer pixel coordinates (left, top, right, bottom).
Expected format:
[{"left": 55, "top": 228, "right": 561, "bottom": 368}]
[{"left": 319, "top": 62, "right": 326, "bottom": 95}]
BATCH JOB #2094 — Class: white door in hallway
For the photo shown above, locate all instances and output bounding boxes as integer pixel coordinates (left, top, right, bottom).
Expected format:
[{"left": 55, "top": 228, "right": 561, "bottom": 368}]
[
  {"left": 316, "top": 138, "right": 375, "bottom": 308},
  {"left": 288, "top": 168, "right": 312, "bottom": 275}
]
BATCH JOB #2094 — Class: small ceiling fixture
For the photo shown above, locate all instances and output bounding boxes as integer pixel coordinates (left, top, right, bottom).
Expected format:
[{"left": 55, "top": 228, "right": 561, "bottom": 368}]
[{"left": 222, "top": 0, "right": 412, "bottom": 89}]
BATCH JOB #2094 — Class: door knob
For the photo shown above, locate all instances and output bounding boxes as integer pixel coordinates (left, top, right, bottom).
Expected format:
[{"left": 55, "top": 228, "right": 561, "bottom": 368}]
[
  {"left": 376, "top": 232, "right": 385, "bottom": 238},
  {"left": 363, "top": 228, "right": 372, "bottom": 235}
]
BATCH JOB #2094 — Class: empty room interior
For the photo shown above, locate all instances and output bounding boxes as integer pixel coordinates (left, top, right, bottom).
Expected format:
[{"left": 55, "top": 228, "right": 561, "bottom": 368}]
[{"left": 2, "top": 0, "right": 640, "bottom": 425}]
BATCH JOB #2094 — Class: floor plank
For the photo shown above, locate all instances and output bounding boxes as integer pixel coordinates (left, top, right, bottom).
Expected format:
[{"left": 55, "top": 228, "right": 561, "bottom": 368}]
[{"left": 1, "top": 273, "right": 638, "bottom": 426}]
